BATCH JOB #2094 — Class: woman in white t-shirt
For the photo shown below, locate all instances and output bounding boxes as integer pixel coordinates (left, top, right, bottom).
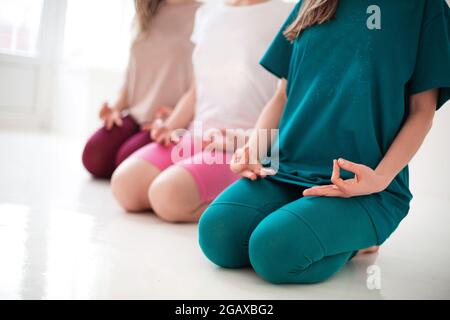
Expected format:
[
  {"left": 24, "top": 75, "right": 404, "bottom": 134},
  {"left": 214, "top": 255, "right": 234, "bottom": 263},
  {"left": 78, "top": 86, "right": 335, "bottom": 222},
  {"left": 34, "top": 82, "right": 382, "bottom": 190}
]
[{"left": 111, "top": 0, "right": 294, "bottom": 222}]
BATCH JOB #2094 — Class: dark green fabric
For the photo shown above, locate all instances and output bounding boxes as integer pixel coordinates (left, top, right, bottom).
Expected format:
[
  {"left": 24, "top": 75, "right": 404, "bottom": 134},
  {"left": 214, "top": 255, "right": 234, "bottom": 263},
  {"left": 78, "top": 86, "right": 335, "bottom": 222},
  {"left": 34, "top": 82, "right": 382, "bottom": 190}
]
[
  {"left": 199, "top": 178, "right": 377, "bottom": 284},
  {"left": 260, "top": 0, "right": 450, "bottom": 243}
]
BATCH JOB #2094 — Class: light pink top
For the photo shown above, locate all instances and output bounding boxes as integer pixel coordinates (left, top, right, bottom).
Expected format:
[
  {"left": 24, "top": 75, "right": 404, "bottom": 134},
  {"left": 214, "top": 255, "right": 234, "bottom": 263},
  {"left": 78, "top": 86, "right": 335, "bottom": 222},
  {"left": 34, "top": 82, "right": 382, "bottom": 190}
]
[{"left": 125, "top": 1, "right": 201, "bottom": 124}]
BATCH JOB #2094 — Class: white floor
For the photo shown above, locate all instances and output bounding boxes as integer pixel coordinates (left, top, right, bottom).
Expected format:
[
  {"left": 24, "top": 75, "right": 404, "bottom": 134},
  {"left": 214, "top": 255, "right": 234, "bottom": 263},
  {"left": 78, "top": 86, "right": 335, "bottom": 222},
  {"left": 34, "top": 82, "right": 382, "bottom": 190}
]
[{"left": 0, "top": 131, "right": 449, "bottom": 300}]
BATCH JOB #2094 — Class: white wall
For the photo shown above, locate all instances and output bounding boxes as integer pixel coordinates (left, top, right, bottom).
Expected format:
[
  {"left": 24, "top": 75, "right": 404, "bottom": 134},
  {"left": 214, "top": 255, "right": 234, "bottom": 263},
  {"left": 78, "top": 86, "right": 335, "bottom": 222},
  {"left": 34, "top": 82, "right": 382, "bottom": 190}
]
[
  {"left": 0, "top": 0, "right": 67, "bottom": 130},
  {"left": 410, "top": 102, "right": 450, "bottom": 198},
  {"left": 51, "top": 67, "right": 124, "bottom": 137}
]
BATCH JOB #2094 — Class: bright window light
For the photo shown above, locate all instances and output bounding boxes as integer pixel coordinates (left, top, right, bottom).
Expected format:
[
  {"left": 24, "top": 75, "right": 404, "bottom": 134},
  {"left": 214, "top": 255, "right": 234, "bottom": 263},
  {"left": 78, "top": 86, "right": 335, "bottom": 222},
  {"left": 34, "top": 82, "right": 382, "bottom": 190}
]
[
  {"left": 63, "top": 0, "right": 134, "bottom": 70},
  {"left": 0, "top": 0, "right": 44, "bottom": 56}
]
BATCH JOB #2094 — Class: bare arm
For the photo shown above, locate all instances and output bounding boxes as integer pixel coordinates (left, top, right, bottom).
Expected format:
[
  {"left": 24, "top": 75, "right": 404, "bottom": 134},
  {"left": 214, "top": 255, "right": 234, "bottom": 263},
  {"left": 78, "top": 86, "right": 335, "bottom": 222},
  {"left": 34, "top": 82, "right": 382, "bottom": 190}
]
[
  {"left": 247, "top": 79, "right": 287, "bottom": 154},
  {"left": 165, "top": 83, "right": 197, "bottom": 130},
  {"left": 231, "top": 80, "right": 287, "bottom": 179},
  {"left": 304, "top": 89, "right": 438, "bottom": 197},
  {"left": 374, "top": 89, "right": 437, "bottom": 183},
  {"left": 151, "top": 83, "right": 197, "bottom": 145}
]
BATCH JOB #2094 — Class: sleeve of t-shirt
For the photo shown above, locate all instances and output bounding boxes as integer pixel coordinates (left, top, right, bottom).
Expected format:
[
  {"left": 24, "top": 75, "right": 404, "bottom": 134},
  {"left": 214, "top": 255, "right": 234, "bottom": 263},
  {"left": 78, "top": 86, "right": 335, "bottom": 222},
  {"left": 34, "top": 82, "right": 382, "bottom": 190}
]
[
  {"left": 409, "top": 0, "right": 450, "bottom": 110},
  {"left": 259, "top": 1, "right": 302, "bottom": 80},
  {"left": 190, "top": 5, "right": 207, "bottom": 45}
]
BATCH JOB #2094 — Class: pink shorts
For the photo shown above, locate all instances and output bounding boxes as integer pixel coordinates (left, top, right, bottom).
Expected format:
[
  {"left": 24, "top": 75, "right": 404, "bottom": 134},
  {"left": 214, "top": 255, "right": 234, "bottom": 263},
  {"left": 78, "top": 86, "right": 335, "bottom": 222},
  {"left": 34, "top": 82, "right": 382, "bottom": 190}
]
[{"left": 133, "top": 138, "right": 239, "bottom": 203}]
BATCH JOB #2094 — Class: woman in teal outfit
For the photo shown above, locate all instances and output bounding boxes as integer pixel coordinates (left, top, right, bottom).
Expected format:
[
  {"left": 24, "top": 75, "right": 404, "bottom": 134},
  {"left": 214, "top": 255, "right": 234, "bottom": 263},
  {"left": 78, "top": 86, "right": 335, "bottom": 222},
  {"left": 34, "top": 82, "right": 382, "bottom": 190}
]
[{"left": 198, "top": 0, "right": 450, "bottom": 284}]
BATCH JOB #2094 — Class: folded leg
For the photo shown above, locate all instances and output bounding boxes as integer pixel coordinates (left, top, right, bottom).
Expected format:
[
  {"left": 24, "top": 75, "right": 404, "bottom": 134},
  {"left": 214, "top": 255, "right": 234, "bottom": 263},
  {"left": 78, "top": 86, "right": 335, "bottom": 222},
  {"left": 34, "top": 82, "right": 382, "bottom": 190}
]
[
  {"left": 82, "top": 115, "right": 139, "bottom": 178},
  {"left": 199, "top": 178, "right": 302, "bottom": 268},
  {"left": 249, "top": 196, "right": 378, "bottom": 284}
]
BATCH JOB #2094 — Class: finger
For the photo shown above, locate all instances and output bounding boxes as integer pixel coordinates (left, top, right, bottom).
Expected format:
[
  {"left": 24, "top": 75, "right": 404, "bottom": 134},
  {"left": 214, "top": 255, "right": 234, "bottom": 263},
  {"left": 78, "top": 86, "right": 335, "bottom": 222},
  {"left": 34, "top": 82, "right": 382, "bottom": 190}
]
[
  {"left": 256, "top": 169, "right": 267, "bottom": 179},
  {"left": 230, "top": 159, "right": 248, "bottom": 175},
  {"left": 310, "top": 184, "right": 338, "bottom": 191},
  {"left": 151, "top": 127, "right": 163, "bottom": 140},
  {"left": 330, "top": 159, "right": 348, "bottom": 190},
  {"left": 155, "top": 132, "right": 165, "bottom": 144},
  {"left": 99, "top": 106, "right": 108, "bottom": 119},
  {"left": 230, "top": 163, "right": 243, "bottom": 174},
  {"left": 99, "top": 102, "right": 107, "bottom": 117},
  {"left": 232, "top": 150, "right": 249, "bottom": 167},
  {"left": 141, "top": 123, "right": 152, "bottom": 131},
  {"left": 158, "top": 132, "right": 169, "bottom": 145},
  {"left": 337, "top": 158, "right": 361, "bottom": 176},
  {"left": 303, "top": 185, "right": 333, "bottom": 196},
  {"left": 241, "top": 170, "right": 257, "bottom": 181},
  {"left": 171, "top": 132, "right": 181, "bottom": 143},
  {"left": 157, "top": 137, "right": 166, "bottom": 145},
  {"left": 303, "top": 186, "right": 344, "bottom": 197},
  {"left": 260, "top": 168, "right": 276, "bottom": 176},
  {"left": 245, "top": 146, "right": 260, "bottom": 167},
  {"left": 115, "top": 116, "right": 123, "bottom": 127},
  {"left": 164, "top": 133, "right": 173, "bottom": 146},
  {"left": 331, "top": 159, "right": 340, "bottom": 183},
  {"left": 315, "top": 188, "right": 346, "bottom": 197},
  {"left": 332, "top": 178, "right": 351, "bottom": 195},
  {"left": 230, "top": 152, "right": 248, "bottom": 173},
  {"left": 203, "top": 131, "right": 213, "bottom": 144},
  {"left": 251, "top": 163, "right": 267, "bottom": 178},
  {"left": 150, "top": 130, "right": 157, "bottom": 140},
  {"left": 105, "top": 118, "right": 113, "bottom": 130},
  {"left": 201, "top": 138, "right": 212, "bottom": 150}
]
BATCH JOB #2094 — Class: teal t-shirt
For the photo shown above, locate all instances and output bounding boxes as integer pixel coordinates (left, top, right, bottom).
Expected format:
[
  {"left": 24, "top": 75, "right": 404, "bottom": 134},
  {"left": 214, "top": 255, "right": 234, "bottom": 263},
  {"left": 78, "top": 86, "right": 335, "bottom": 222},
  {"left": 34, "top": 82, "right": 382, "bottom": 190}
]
[{"left": 260, "top": 0, "right": 450, "bottom": 244}]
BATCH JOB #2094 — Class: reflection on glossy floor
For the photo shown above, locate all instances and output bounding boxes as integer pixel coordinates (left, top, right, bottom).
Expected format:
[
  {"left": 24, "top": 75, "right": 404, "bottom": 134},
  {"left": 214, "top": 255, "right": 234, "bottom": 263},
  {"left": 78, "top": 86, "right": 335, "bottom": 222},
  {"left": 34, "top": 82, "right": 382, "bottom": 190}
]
[{"left": 0, "top": 131, "right": 449, "bottom": 300}]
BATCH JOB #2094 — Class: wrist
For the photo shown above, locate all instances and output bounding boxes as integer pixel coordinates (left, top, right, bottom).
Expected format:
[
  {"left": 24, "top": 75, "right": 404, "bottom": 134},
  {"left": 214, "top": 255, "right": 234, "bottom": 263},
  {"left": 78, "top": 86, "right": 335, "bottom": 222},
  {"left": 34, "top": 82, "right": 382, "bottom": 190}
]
[
  {"left": 374, "top": 168, "right": 395, "bottom": 190},
  {"left": 111, "top": 103, "right": 126, "bottom": 113},
  {"left": 164, "top": 120, "right": 175, "bottom": 132},
  {"left": 243, "top": 142, "right": 261, "bottom": 163}
]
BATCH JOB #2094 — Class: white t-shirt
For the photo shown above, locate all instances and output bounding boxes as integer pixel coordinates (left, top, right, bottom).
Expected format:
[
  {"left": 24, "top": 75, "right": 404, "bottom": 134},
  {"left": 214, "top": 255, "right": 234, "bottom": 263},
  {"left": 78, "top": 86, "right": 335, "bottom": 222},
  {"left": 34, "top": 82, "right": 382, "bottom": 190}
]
[{"left": 190, "top": 0, "right": 294, "bottom": 132}]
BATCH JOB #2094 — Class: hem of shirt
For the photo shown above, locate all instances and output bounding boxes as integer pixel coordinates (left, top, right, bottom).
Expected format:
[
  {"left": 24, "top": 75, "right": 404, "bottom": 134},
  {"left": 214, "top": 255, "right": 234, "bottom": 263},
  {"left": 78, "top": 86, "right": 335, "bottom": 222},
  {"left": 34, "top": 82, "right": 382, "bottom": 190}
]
[{"left": 266, "top": 174, "right": 318, "bottom": 189}]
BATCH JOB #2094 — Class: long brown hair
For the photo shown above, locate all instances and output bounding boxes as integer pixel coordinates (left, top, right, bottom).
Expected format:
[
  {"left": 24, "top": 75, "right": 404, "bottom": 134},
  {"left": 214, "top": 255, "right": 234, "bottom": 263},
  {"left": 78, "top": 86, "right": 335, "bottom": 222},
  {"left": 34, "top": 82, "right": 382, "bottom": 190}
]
[
  {"left": 134, "top": 0, "right": 165, "bottom": 39},
  {"left": 284, "top": 0, "right": 339, "bottom": 41}
]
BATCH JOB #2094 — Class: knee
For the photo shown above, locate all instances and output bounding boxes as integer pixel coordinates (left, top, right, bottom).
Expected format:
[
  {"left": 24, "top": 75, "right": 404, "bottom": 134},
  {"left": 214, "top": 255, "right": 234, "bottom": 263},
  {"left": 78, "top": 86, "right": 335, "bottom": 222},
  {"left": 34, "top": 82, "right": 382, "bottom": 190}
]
[
  {"left": 111, "top": 165, "right": 143, "bottom": 212},
  {"left": 249, "top": 222, "right": 312, "bottom": 284},
  {"left": 82, "top": 135, "right": 114, "bottom": 178},
  {"left": 148, "top": 176, "right": 188, "bottom": 223},
  {"left": 199, "top": 204, "right": 251, "bottom": 269}
]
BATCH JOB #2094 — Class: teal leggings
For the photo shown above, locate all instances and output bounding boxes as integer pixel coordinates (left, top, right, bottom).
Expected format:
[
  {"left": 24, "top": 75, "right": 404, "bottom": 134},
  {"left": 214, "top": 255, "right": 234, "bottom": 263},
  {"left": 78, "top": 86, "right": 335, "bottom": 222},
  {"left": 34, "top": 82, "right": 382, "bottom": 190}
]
[{"left": 198, "top": 178, "right": 378, "bottom": 284}]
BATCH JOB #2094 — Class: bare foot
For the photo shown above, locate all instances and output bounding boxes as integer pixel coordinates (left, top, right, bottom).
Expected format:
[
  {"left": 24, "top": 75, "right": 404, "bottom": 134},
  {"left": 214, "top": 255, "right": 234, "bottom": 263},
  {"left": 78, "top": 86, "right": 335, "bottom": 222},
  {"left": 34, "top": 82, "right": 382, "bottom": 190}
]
[{"left": 357, "top": 246, "right": 380, "bottom": 255}]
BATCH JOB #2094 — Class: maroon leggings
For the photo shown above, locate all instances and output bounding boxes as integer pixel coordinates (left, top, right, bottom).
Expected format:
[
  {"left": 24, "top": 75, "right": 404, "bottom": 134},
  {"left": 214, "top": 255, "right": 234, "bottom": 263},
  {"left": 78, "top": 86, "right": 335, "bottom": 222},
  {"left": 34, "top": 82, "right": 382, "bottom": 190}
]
[{"left": 82, "top": 116, "right": 152, "bottom": 178}]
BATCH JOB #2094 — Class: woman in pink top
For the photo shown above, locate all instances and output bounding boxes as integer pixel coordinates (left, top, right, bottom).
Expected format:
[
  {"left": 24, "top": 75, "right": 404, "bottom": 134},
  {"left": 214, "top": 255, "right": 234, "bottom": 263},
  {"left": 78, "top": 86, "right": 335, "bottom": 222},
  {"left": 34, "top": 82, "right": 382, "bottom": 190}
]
[{"left": 82, "top": 0, "right": 200, "bottom": 178}]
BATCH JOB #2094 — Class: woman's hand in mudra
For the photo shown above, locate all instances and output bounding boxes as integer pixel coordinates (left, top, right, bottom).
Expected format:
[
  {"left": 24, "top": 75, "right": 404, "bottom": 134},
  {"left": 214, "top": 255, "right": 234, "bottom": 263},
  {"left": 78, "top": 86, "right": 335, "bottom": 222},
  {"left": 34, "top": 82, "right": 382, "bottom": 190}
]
[
  {"left": 231, "top": 145, "right": 276, "bottom": 181},
  {"left": 303, "top": 158, "right": 391, "bottom": 198}
]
